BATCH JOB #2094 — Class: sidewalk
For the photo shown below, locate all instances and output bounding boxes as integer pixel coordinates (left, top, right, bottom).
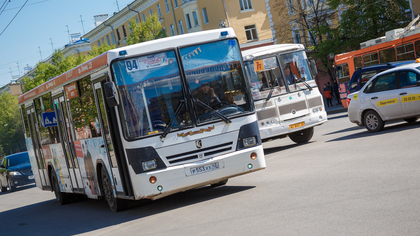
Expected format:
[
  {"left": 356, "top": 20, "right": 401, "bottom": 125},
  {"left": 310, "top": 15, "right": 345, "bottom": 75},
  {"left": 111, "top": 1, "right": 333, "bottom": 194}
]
[{"left": 325, "top": 103, "right": 347, "bottom": 115}]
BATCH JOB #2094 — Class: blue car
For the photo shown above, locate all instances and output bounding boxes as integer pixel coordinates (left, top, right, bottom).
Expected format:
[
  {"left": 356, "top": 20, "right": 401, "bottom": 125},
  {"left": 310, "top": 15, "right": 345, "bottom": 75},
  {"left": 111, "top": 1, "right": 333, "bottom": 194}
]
[
  {"left": 348, "top": 61, "right": 414, "bottom": 94},
  {"left": 0, "top": 152, "right": 34, "bottom": 192}
]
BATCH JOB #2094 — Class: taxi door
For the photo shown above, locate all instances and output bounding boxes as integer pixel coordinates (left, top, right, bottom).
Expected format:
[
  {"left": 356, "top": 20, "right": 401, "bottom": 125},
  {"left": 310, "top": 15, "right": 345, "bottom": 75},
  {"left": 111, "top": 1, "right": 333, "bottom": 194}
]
[
  {"left": 398, "top": 70, "right": 420, "bottom": 116},
  {"left": 368, "top": 72, "right": 404, "bottom": 119}
]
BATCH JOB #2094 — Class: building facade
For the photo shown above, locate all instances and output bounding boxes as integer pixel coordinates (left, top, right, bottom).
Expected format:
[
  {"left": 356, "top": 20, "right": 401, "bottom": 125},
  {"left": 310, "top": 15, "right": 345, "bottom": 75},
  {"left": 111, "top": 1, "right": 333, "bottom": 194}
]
[{"left": 84, "top": 0, "right": 273, "bottom": 50}]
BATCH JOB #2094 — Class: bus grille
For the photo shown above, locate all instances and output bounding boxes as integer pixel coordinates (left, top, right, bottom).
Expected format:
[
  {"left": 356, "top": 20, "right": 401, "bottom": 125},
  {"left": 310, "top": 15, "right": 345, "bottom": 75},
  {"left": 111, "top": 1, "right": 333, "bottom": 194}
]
[
  {"left": 166, "top": 142, "right": 234, "bottom": 164},
  {"left": 257, "top": 108, "right": 278, "bottom": 120},
  {"left": 278, "top": 101, "right": 307, "bottom": 115},
  {"left": 307, "top": 97, "right": 323, "bottom": 108}
]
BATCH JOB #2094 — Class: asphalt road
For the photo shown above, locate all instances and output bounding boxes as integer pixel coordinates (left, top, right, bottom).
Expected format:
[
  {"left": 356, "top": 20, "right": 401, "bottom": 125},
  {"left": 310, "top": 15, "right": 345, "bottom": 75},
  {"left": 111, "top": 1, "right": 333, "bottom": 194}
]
[{"left": 1, "top": 111, "right": 420, "bottom": 236}]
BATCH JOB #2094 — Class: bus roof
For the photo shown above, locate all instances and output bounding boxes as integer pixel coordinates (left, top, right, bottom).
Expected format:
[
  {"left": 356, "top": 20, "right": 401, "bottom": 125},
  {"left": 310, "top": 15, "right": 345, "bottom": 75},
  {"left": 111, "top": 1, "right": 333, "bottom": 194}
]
[
  {"left": 18, "top": 28, "right": 236, "bottom": 105},
  {"left": 242, "top": 44, "right": 304, "bottom": 61}
]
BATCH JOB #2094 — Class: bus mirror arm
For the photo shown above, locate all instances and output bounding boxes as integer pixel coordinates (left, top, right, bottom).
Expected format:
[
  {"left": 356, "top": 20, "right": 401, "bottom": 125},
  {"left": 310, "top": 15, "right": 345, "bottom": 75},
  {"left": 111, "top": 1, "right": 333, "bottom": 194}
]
[{"left": 104, "top": 82, "right": 119, "bottom": 107}]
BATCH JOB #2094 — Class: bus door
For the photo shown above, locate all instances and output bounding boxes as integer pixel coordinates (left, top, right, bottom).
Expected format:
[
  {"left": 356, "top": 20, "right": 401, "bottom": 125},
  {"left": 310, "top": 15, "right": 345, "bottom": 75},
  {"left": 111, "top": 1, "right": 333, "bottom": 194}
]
[
  {"left": 26, "top": 107, "right": 49, "bottom": 189},
  {"left": 53, "top": 96, "right": 84, "bottom": 193},
  {"left": 92, "top": 81, "right": 124, "bottom": 194}
]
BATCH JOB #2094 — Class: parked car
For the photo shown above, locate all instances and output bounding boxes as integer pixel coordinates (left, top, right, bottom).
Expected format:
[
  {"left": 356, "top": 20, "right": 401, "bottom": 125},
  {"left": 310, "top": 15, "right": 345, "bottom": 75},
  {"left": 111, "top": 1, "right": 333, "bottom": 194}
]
[
  {"left": 347, "top": 61, "right": 420, "bottom": 132},
  {"left": 348, "top": 61, "right": 414, "bottom": 94},
  {"left": 0, "top": 152, "right": 34, "bottom": 192}
]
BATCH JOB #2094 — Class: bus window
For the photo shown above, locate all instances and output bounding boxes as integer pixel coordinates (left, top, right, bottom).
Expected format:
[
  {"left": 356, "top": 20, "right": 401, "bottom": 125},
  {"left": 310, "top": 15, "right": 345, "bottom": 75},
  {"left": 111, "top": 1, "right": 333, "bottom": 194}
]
[
  {"left": 335, "top": 63, "right": 350, "bottom": 83},
  {"left": 279, "top": 50, "right": 314, "bottom": 92},
  {"left": 363, "top": 53, "right": 379, "bottom": 66},
  {"left": 66, "top": 77, "right": 102, "bottom": 140},
  {"left": 34, "top": 93, "right": 60, "bottom": 145},
  {"left": 112, "top": 50, "right": 192, "bottom": 139},
  {"left": 21, "top": 105, "right": 31, "bottom": 138},
  {"left": 379, "top": 48, "right": 396, "bottom": 63},
  {"left": 244, "top": 56, "right": 286, "bottom": 101},
  {"left": 415, "top": 40, "right": 420, "bottom": 58},
  {"left": 354, "top": 56, "right": 363, "bottom": 69},
  {"left": 397, "top": 43, "right": 415, "bottom": 60}
]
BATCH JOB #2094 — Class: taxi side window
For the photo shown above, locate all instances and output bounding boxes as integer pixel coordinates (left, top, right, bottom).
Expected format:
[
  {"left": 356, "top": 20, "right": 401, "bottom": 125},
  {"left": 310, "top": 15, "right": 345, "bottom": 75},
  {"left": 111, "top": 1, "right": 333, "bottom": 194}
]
[
  {"left": 372, "top": 72, "right": 396, "bottom": 92},
  {"left": 399, "top": 71, "right": 420, "bottom": 88}
]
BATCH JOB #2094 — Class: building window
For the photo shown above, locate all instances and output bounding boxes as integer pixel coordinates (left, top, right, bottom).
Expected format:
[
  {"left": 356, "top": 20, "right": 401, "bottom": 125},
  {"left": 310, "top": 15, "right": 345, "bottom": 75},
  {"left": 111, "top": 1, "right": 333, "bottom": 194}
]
[
  {"left": 142, "top": 13, "right": 146, "bottom": 21},
  {"left": 116, "top": 29, "right": 121, "bottom": 41},
  {"left": 135, "top": 17, "right": 139, "bottom": 23},
  {"left": 192, "top": 11, "right": 199, "bottom": 26},
  {"left": 149, "top": 9, "right": 153, "bottom": 16},
  {"left": 111, "top": 32, "right": 116, "bottom": 44},
  {"left": 293, "top": 30, "right": 301, "bottom": 44},
  {"left": 245, "top": 25, "right": 258, "bottom": 41},
  {"left": 165, "top": 0, "right": 170, "bottom": 13},
  {"left": 239, "top": 0, "right": 253, "bottom": 11},
  {"left": 97, "top": 40, "right": 100, "bottom": 47},
  {"left": 286, "top": 0, "right": 296, "bottom": 15},
  {"left": 174, "top": 0, "right": 178, "bottom": 8},
  {"left": 157, "top": 4, "right": 162, "bottom": 18},
  {"left": 170, "top": 24, "right": 175, "bottom": 36},
  {"left": 202, "top": 8, "right": 209, "bottom": 24},
  {"left": 122, "top": 25, "right": 127, "bottom": 38},
  {"left": 106, "top": 35, "right": 110, "bottom": 45},
  {"left": 178, "top": 20, "right": 184, "bottom": 34},
  {"left": 128, "top": 22, "right": 133, "bottom": 33},
  {"left": 186, "top": 13, "right": 192, "bottom": 29},
  {"left": 102, "top": 38, "right": 105, "bottom": 45}
]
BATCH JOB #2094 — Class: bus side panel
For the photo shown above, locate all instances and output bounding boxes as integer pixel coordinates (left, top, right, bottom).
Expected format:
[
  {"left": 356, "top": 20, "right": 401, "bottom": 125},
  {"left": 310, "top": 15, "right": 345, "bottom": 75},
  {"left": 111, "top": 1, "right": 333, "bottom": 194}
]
[
  {"left": 74, "top": 137, "right": 111, "bottom": 199},
  {"left": 25, "top": 138, "right": 42, "bottom": 189},
  {"left": 49, "top": 143, "right": 73, "bottom": 192}
]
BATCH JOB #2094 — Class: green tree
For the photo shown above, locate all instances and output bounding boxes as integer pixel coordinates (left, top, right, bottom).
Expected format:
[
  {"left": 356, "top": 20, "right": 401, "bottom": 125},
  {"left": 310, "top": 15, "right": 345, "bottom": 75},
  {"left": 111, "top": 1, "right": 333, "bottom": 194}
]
[
  {"left": 126, "top": 14, "right": 167, "bottom": 45},
  {"left": 88, "top": 43, "right": 116, "bottom": 58},
  {"left": 0, "top": 93, "right": 26, "bottom": 156},
  {"left": 325, "top": 0, "right": 411, "bottom": 53}
]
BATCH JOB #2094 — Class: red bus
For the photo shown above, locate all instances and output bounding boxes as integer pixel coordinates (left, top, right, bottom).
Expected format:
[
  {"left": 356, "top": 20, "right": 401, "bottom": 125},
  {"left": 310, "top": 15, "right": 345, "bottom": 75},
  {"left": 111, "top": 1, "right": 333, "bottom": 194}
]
[{"left": 334, "top": 18, "right": 420, "bottom": 106}]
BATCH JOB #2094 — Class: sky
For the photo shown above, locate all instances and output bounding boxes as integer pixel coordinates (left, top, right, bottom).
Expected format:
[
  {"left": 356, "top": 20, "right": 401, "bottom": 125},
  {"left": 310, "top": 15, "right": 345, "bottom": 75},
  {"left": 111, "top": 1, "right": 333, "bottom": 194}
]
[{"left": 0, "top": 0, "right": 135, "bottom": 88}]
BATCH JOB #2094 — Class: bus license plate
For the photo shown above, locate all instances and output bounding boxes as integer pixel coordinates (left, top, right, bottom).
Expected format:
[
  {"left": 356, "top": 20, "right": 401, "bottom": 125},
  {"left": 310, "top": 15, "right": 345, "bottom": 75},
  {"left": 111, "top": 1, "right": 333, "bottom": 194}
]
[
  {"left": 289, "top": 122, "right": 305, "bottom": 130},
  {"left": 190, "top": 162, "right": 219, "bottom": 175}
]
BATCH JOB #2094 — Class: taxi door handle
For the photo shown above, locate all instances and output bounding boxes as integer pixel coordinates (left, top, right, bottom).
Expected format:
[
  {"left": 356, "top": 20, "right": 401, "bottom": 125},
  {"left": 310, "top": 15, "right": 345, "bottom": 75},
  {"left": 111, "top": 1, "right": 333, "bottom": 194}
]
[
  {"left": 371, "top": 97, "right": 378, "bottom": 100},
  {"left": 399, "top": 92, "right": 407, "bottom": 95}
]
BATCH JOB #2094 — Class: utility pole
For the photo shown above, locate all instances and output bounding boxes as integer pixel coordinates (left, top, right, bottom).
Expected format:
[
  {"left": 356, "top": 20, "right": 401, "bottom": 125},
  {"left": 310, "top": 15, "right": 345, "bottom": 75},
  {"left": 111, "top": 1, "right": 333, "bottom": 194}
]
[
  {"left": 65, "top": 25, "right": 71, "bottom": 43},
  {"left": 38, "top": 46, "right": 43, "bottom": 61},
  {"left": 50, "top": 38, "right": 54, "bottom": 52},
  {"left": 17, "top": 62, "right": 20, "bottom": 76},
  {"left": 80, "top": 15, "right": 85, "bottom": 34}
]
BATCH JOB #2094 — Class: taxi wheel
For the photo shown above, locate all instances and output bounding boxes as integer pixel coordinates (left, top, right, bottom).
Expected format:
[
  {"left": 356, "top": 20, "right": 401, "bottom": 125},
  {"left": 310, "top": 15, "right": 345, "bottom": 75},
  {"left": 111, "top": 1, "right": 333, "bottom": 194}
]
[
  {"left": 289, "top": 127, "right": 314, "bottom": 144},
  {"left": 7, "top": 179, "right": 16, "bottom": 192},
  {"left": 364, "top": 110, "right": 384, "bottom": 132}
]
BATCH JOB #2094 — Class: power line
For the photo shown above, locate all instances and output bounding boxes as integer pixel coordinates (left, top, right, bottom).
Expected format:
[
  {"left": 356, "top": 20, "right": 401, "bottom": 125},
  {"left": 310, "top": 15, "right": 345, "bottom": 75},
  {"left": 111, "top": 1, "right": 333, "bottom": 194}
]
[
  {"left": 1, "top": 0, "right": 52, "bottom": 12},
  {"left": 0, "top": 0, "right": 29, "bottom": 37},
  {"left": 0, "top": 0, "right": 8, "bottom": 12},
  {"left": 0, "top": 0, "right": 10, "bottom": 16}
]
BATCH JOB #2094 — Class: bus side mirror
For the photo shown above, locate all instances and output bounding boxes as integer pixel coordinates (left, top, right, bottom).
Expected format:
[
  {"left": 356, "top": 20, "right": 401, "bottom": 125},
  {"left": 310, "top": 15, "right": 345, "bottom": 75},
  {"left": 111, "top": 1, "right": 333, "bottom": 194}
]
[
  {"left": 104, "top": 82, "right": 119, "bottom": 107},
  {"left": 310, "top": 59, "right": 318, "bottom": 76}
]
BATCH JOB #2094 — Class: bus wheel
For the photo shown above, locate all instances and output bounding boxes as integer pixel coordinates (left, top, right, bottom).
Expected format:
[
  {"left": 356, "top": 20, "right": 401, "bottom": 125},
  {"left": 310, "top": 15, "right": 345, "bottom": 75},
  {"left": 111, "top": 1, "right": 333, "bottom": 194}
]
[
  {"left": 101, "top": 166, "right": 126, "bottom": 212},
  {"left": 51, "top": 173, "right": 71, "bottom": 205},
  {"left": 211, "top": 179, "right": 228, "bottom": 188},
  {"left": 289, "top": 127, "right": 314, "bottom": 144},
  {"left": 1, "top": 185, "right": 7, "bottom": 192}
]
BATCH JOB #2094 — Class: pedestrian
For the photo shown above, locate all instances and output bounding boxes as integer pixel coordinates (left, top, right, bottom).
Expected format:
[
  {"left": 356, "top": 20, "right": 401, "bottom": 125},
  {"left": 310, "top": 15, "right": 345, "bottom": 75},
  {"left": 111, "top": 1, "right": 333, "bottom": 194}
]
[
  {"left": 333, "top": 80, "right": 341, "bottom": 105},
  {"left": 323, "top": 84, "right": 333, "bottom": 107}
]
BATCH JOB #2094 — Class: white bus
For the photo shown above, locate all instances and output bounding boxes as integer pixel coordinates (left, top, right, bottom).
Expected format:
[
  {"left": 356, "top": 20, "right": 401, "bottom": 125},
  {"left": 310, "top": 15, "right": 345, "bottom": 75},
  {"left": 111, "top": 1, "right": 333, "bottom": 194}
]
[
  {"left": 18, "top": 28, "right": 266, "bottom": 211},
  {"left": 242, "top": 44, "right": 327, "bottom": 143}
]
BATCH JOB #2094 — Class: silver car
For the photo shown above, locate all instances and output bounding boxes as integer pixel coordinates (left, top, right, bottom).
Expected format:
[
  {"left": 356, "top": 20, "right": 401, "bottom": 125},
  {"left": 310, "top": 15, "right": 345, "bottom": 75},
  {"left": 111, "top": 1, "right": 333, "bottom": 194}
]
[{"left": 347, "top": 62, "right": 420, "bottom": 132}]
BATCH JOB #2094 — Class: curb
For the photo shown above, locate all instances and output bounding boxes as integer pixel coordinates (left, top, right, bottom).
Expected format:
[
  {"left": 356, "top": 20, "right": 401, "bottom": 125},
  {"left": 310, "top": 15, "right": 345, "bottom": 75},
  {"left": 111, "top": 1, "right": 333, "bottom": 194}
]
[{"left": 326, "top": 108, "right": 347, "bottom": 115}]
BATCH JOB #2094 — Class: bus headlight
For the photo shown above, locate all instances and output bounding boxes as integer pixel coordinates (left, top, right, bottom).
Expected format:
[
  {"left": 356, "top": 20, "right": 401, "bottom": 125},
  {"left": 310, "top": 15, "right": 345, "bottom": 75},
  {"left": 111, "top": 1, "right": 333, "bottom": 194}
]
[
  {"left": 142, "top": 160, "right": 157, "bottom": 171},
  {"left": 9, "top": 171, "right": 22, "bottom": 176},
  {"left": 243, "top": 137, "right": 256, "bottom": 147}
]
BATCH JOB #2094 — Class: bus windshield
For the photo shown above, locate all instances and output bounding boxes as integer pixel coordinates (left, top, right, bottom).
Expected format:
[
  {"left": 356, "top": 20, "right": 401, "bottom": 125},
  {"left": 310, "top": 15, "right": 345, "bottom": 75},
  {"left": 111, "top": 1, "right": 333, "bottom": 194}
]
[
  {"left": 181, "top": 39, "right": 252, "bottom": 124},
  {"left": 279, "top": 51, "right": 314, "bottom": 92},
  {"left": 112, "top": 50, "right": 191, "bottom": 139}
]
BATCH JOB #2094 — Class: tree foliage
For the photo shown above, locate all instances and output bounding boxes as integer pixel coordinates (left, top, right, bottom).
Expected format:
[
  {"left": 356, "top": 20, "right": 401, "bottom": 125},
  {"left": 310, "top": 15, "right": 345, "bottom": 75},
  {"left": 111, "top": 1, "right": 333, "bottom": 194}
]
[
  {"left": 0, "top": 92, "right": 25, "bottom": 157},
  {"left": 126, "top": 14, "right": 167, "bottom": 45}
]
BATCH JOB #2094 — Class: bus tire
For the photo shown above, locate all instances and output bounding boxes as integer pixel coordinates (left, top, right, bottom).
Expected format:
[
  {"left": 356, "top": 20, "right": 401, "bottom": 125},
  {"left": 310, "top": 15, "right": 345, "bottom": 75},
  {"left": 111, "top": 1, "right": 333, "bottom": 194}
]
[
  {"left": 101, "top": 166, "right": 126, "bottom": 212},
  {"left": 289, "top": 127, "right": 314, "bottom": 144},
  {"left": 1, "top": 185, "right": 7, "bottom": 192},
  {"left": 211, "top": 179, "right": 228, "bottom": 187},
  {"left": 51, "top": 172, "right": 71, "bottom": 205}
]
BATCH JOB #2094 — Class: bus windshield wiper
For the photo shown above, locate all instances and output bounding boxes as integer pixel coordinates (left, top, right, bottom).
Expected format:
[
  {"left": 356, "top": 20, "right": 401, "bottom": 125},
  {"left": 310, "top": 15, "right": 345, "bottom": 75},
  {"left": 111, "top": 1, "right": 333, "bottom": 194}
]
[
  {"left": 266, "top": 72, "right": 280, "bottom": 101},
  {"left": 194, "top": 99, "right": 231, "bottom": 124},
  {"left": 160, "top": 100, "right": 185, "bottom": 140},
  {"left": 300, "top": 79, "right": 313, "bottom": 91}
]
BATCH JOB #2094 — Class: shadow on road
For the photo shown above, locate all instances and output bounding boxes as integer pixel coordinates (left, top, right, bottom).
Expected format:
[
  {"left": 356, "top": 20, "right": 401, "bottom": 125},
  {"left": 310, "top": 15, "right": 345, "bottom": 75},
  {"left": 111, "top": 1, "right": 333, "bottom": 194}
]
[
  {"left": 0, "top": 185, "right": 254, "bottom": 235},
  {"left": 325, "top": 121, "right": 420, "bottom": 142},
  {"left": 263, "top": 141, "right": 314, "bottom": 156}
]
